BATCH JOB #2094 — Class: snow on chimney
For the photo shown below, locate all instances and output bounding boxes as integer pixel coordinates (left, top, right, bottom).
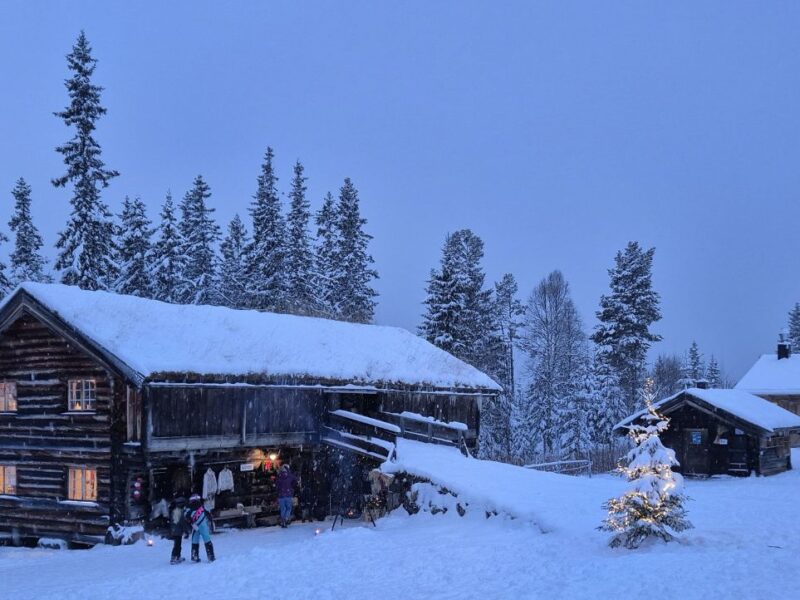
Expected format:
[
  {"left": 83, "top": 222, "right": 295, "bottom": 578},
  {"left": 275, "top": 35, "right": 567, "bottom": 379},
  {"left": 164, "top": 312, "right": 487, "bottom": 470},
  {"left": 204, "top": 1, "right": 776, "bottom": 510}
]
[{"left": 777, "top": 330, "right": 792, "bottom": 360}]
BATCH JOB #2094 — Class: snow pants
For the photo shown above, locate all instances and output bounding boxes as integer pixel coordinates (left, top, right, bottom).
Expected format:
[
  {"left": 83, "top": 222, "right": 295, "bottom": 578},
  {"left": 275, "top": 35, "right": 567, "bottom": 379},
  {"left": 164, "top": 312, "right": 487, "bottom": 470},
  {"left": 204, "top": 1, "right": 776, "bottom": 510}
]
[
  {"left": 171, "top": 535, "right": 183, "bottom": 559},
  {"left": 191, "top": 519, "right": 211, "bottom": 544},
  {"left": 279, "top": 497, "right": 294, "bottom": 522}
]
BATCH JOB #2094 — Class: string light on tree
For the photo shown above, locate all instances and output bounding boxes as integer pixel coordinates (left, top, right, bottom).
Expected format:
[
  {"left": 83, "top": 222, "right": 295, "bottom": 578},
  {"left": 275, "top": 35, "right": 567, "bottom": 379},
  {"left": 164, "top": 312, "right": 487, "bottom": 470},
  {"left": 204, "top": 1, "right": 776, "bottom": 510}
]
[{"left": 599, "top": 378, "right": 693, "bottom": 549}]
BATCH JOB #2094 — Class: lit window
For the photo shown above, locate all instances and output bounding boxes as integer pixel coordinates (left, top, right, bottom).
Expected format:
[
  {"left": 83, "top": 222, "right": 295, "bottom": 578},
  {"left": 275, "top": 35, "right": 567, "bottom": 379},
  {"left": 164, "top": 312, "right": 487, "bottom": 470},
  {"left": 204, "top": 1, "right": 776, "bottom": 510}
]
[
  {"left": 68, "top": 380, "right": 96, "bottom": 412},
  {"left": 0, "top": 465, "right": 16, "bottom": 495},
  {"left": 0, "top": 382, "right": 17, "bottom": 412},
  {"left": 68, "top": 467, "right": 97, "bottom": 501}
]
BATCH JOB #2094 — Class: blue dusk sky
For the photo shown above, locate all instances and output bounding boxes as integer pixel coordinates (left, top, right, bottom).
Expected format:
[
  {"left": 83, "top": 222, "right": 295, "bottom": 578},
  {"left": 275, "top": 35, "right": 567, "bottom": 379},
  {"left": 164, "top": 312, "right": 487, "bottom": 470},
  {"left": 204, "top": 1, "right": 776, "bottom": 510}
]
[{"left": 1, "top": 1, "right": 799, "bottom": 379}]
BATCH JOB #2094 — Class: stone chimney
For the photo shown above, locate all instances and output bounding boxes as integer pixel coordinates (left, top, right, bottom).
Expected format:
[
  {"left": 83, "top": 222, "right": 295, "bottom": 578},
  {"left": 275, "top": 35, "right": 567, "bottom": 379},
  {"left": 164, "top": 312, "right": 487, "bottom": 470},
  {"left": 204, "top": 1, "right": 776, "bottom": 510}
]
[{"left": 778, "top": 331, "right": 792, "bottom": 360}]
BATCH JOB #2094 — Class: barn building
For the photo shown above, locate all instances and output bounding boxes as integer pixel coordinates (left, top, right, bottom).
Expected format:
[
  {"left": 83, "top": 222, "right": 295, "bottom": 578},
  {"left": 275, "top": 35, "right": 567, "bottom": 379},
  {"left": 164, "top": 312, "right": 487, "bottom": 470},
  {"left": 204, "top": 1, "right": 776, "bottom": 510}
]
[
  {"left": 615, "top": 387, "right": 800, "bottom": 477},
  {"left": 0, "top": 283, "right": 499, "bottom": 545},
  {"left": 736, "top": 333, "right": 800, "bottom": 445}
]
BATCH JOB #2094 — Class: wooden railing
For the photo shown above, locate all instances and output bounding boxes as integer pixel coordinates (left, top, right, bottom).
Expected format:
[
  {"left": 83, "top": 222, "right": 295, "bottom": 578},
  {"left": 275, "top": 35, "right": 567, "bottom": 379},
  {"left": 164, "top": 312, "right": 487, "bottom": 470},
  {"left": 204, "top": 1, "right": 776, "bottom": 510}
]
[{"left": 524, "top": 459, "right": 593, "bottom": 477}]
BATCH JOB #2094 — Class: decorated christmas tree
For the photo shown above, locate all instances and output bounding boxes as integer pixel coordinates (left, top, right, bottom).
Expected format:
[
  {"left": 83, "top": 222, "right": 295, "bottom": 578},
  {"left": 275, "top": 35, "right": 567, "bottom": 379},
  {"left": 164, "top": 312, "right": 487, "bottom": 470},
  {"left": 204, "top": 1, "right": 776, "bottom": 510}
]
[{"left": 600, "top": 379, "right": 692, "bottom": 549}]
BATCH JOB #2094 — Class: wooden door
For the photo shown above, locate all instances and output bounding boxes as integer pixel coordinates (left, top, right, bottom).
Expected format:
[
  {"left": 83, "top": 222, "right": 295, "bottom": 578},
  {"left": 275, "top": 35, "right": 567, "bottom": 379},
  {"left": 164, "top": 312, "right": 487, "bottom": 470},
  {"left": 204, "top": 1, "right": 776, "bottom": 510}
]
[{"left": 683, "top": 429, "right": 710, "bottom": 475}]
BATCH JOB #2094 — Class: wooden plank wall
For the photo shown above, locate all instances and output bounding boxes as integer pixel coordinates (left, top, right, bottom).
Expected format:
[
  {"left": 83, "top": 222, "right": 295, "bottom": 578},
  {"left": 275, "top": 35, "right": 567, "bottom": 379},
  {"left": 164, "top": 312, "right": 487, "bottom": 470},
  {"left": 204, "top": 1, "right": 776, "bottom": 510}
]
[
  {"left": 149, "top": 386, "right": 323, "bottom": 438},
  {"left": 0, "top": 313, "right": 120, "bottom": 542}
]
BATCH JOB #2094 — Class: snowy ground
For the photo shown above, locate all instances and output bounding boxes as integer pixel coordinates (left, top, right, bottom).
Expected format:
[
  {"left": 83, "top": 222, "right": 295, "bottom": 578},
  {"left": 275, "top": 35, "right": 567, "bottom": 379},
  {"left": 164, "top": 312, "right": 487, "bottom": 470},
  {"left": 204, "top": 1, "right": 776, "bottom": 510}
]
[{"left": 3, "top": 451, "right": 800, "bottom": 599}]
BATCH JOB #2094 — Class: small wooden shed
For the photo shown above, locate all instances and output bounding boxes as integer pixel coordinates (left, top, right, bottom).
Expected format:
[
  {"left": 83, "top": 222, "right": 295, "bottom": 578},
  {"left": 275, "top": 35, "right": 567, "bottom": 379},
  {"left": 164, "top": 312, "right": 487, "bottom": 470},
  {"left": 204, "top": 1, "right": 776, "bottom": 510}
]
[{"left": 615, "top": 388, "right": 800, "bottom": 477}]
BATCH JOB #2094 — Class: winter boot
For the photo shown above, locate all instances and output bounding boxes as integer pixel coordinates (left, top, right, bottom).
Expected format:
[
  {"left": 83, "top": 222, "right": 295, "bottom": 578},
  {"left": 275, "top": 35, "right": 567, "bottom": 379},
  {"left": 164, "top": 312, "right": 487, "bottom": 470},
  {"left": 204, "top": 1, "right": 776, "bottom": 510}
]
[
  {"left": 204, "top": 541, "right": 215, "bottom": 562},
  {"left": 191, "top": 543, "right": 200, "bottom": 563},
  {"left": 170, "top": 556, "right": 185, "bottom": 565}
]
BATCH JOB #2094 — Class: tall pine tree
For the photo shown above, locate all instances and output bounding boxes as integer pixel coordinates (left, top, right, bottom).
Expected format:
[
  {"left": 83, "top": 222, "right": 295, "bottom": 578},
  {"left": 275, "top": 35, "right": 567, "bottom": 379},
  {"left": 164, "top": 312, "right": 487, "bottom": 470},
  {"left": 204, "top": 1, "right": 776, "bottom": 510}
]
[
  {"left": 52, "top": 31, "right": 119, "bottom": 290},
  {"left": 8, "top": 178, "right": 49, "bottom": 284},
  {"left": 478, "top": 274, "right": 524, "bottom": 461},
  {"left": 683, "top": 341, "right": 705, "bottom": 385},
  {"left": 217, "top": 214, "right": 250, "bottom": 309},
  {"left": 150, "top": 191, "right": 187, "bottom": 303},
  {"left": 284, "top": 160, "right": 315, "bottom": 314},
  {"left": 313, "top": 191, "right": 339, "bottom": 318},
  {"left": 246, "top": 148, "right": 287, "bottom": 312},
  {"left": 331, "top": 178, "right": 378, "bottom": 323},
  {"left": 420, "top": 229, "right": 495, "bottom": 369},
  {"left": 114, "top": 196, "right": 153, "bottom": 297},
  {"left": 179, "top": 175, "right": 220, "bottom": 304},
  {"left": 788, "top": 303, "right": 800, "bottom": 351},
  {"left": 706, "top": 355, "right": 721, "bottom": 388},
  {"left": 518, "top": 270, "right": 588, "bottom": 458},
  {"left": 591, "top": 242, "right": 662, "bottom": 413}
]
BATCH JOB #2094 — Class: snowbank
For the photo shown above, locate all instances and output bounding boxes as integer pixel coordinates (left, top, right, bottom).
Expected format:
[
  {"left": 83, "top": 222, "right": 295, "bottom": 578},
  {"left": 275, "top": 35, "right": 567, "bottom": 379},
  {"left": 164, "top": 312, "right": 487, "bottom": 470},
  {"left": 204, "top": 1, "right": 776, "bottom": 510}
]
[
  {"left": 5, "top": 283, "right": 500, "bottom": 391},
  {"left": 383, "top": 439, "right": 621, "bottom": 534}
]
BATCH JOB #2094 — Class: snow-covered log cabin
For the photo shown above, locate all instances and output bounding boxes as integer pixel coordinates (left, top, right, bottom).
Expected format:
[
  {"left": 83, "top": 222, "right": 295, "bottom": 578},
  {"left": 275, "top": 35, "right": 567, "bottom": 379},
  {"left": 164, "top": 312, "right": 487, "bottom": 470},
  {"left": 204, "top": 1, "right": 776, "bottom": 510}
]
[
  {"left": 736, "top": 333, "right": 800, "bottom": 445},
  {"left": 615, "top": 387, "right": 800, "bottom": 477},
  {"left": 0, "top": 283, "right": 499, "bottom": 545}
]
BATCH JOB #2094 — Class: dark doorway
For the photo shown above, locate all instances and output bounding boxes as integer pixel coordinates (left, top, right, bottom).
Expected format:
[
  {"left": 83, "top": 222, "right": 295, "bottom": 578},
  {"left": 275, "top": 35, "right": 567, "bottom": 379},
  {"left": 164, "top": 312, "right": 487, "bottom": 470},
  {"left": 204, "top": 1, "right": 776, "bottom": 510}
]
[{"left": 683, "top": 428, "right": 710, "bottom": 475}]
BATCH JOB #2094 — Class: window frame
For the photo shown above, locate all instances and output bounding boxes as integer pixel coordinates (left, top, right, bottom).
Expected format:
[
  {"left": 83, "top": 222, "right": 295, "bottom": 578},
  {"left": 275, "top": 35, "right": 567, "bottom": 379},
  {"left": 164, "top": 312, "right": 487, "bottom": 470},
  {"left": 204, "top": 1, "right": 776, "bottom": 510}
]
[
  {"left": 67, "top": 379, "right": 97, "bottom": 412},
  {"left": 67, "top": 466, "right": 97, "bottom": 502},
  {"left": 0, "top": 381, "right": 17, "bottom": 413},
  {"left": 0, "top": 465, "right": 17, "bottom": 496}
]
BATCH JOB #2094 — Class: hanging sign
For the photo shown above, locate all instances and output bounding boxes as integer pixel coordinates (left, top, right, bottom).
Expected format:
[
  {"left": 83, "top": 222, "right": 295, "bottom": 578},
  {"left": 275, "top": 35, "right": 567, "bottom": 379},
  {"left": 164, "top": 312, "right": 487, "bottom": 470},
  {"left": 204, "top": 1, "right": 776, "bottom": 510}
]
[{"left": 240, "top": 463, "right": 255, "bottom": 472}]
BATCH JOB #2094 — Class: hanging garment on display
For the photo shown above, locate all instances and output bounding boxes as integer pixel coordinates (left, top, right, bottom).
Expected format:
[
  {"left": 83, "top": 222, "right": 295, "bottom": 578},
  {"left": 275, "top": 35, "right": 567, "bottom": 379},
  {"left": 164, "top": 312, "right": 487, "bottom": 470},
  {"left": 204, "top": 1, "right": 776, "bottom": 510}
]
[
  {"left": 202, "top": 468, "right": 218, "bottom": 499},
  {"left": 218, "top": 467, "right": 235, "bottom": 492}
]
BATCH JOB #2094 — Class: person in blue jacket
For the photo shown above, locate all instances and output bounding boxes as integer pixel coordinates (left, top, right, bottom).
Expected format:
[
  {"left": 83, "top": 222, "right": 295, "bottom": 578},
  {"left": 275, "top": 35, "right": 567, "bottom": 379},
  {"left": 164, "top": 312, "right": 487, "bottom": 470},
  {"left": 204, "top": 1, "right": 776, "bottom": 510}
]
[{"left": 184, "top": 494, "right": 215, "bottom": 562}]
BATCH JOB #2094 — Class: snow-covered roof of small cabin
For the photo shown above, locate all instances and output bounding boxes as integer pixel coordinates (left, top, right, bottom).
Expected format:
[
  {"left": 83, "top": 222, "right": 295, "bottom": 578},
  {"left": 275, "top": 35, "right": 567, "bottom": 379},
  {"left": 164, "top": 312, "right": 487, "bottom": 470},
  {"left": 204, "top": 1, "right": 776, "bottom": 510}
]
[
  {"left": 1, "top": 283, "right": 500, "bottom": 392},
  {"left": 735, "top": 353, "right": 800, "bottom": 395},
  {"left": 615, "top": 387, "right": 800, "bottom": 433}
]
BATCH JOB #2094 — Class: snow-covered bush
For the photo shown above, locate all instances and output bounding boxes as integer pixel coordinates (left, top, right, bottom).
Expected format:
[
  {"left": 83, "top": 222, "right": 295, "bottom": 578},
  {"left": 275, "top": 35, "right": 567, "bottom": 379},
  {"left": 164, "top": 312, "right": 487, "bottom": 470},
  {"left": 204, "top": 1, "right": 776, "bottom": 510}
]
[
  {"left": 107, "top": 524, "right": 145, "bottom": 545},
  {"left": 599, "top": 380, "right": 692, "bottom": 549}
]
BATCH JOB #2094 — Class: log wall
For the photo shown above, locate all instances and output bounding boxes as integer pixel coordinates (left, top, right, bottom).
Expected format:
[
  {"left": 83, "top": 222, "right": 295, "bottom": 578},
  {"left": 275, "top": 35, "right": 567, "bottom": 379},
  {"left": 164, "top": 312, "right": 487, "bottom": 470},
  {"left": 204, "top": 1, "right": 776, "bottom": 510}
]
[{"left": 0, "top": 313, "right": 129, "bottom": 543}]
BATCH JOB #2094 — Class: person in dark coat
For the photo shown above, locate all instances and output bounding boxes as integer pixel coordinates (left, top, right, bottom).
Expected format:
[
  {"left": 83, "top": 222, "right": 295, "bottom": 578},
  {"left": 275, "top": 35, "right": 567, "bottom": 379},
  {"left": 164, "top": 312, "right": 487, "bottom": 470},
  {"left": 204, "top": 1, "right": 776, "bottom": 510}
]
[
  {"left": 299, "top": 478, "right": 314, "bottom": 523},
  {"left": 169, "top": 495, "right": 189, "bottom": 564},
  {"left": 276, "top": 464, "right": 298, "bottom": 528}
]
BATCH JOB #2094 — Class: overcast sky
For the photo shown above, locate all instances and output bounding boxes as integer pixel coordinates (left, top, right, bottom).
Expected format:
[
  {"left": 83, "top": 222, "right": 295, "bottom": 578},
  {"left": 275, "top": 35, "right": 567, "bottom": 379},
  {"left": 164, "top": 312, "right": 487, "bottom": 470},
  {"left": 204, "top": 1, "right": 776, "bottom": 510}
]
[{"left": 1, "top": 2, "right": 798, "bottom": 379}]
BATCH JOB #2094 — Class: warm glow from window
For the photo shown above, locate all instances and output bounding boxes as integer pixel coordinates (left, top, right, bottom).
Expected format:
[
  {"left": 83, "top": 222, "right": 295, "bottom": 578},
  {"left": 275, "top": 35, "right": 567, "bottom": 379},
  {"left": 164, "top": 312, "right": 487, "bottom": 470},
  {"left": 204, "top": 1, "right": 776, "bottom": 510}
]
[
  {"left": 0, "top": 465, "right": 17, "bottom": 495},
  {"left": 68, "top": 380, "right": 96, "bottom": 412},
  {"left": 0, "top": 382, "right": 17, "bottom": 412},
  {"left": 68, "top": 467, "right": 97, "bottom": 501}
]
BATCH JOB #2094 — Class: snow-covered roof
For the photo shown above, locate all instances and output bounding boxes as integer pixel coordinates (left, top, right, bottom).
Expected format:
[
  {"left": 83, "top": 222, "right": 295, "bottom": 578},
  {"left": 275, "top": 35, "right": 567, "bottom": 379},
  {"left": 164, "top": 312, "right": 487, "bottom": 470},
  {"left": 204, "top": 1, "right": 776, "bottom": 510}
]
[
  {"left": 616, "top": 387, "right": 800, "bottom": 433},
  {"left": 1, "top": 283, "right": 500, "bottom": 392},
  {"left": 735, "top": 353, "right": 800, "bottom": 395}
]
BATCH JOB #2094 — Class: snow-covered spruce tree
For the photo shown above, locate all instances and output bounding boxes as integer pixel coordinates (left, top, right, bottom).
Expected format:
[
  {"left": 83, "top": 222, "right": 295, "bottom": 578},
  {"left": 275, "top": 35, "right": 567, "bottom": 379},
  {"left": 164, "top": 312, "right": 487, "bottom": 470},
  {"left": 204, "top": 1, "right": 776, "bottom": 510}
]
[
  {"left": 587, "top": 351, "right": 626, "bottom": 446},
  {"left": 0, "top": 229, "right": 11, "bottom": 299},
  {"left": 330, "top": 178, "right": 378, "bottom": 323},
  {"left": 562, "top": 369, "right": 593, "bottom": 460},
  {"left": 246, "top": 148, "right": 287, "bottom": 312},
  {"left": 478, "top": 274, "right": 525, "bottom": 461},
  {"left": 420, "top": 229, "right": 495, "bottom": 368},
  {"left": 150, "top": 191, "right": 187, "bottom": 303},
  {"left": 683, "top": 341, "right": 704, "bottom": 385},
  {"left": 8, "top": 178, "right": 49, "bottom": 284},
  {"left": 284, "top": 160, "right": 315, "bottom": 315},
  {"left": 600, "top": 379, "right": 692, "bottom": 549},
  {"left": 705, "top": 355, "right": 721, "bottom": 388},
  {"left": 217, "top": 215, "right": 250, "bottom": 309},
  {"left": 114, "top": 196, "right": 153, "bottom": 297},
  {"left": 52, "top": 32, "right": 119, "bottom": 290},
  {"left": 179, "top": 175, "right": 220, "bottom": 304},
  {"left": 518, "top": 270, "right": 588, "bottom": 458},
  {"left": 591, "top": 242, "right": 662, "bottom": 414},
  {"left": 313, "top": 191, "right": 339, "bottom": 318},
  {"left": 650, "top": 354, "right": 682, "bottom": 398},
  {"left": 788, "top": 303, "right": 800, "bottom": 351}
]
